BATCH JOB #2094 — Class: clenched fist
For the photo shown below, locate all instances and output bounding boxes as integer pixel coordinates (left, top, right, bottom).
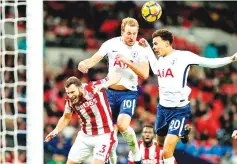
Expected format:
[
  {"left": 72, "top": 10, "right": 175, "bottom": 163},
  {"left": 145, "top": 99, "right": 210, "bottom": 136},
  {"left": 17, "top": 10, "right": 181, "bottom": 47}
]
[
  {"left": 78, "top": 61, "right": 88, "bottom": 73},
  {"left": 232, "top": 130, "right": 237, "bottom": 139},
  {"left": 231, "top": 53, "right": 237, "bottom": 62},
  {"left": 138, "top": 38, "right": 149, "bottom": 48}
]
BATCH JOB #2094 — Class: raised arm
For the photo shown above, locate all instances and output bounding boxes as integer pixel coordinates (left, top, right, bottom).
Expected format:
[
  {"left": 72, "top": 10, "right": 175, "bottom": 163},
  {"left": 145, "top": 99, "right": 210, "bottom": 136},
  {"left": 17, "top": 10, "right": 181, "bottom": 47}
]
[
  {"left": 105, "top": 72, "right": 122, "bottom": 87},
  {"left": 116, "top": 55, "right": 149, "bottom": 79},
  {"left": 93, "top": 72, "right": 122, "bottom": 94},
  {"left": 78, "top": 51, "right": 104, "bottom": 73},
  {"left": 45, "top": 110, "right": 72, "bottom": 142},
  {"left": 186, "top": 52, "right": 237, "bottom": 68},
  {"left": 139, "top": 38, "right": 158, "bottom": 74}
]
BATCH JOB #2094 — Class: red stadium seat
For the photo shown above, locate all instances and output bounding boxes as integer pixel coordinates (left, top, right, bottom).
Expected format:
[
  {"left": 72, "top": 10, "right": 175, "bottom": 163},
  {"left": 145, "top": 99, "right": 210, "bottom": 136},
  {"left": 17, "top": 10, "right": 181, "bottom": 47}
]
[
  {"left": 201, "top": 92, "right": 214, "bottom": 103},
  {"left": 221, "top": 84, "right": 237, "bottom": 96}
]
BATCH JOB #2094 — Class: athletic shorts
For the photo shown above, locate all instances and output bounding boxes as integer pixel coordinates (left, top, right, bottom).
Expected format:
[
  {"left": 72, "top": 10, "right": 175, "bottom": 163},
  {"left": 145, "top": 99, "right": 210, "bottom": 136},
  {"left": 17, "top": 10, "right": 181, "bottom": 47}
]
[
  {"left": 155, "top": 104, "right": 191, "bottom": 137},
  {"left": 106, "top": 88, "right": 138, "bottom": 124},
  {"left": 68, "top": 131, "right": 116, "bottom": 163}
]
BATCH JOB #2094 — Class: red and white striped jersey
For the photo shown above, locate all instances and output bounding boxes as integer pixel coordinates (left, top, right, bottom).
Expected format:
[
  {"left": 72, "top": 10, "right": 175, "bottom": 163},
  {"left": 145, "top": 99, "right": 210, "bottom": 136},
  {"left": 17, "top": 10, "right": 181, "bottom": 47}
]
[
  {"left": 65, "top": 79, "right": 113, "bottom": 135},
  {"left": 128, "top": 140, "right": 160, "bottom": 164}
]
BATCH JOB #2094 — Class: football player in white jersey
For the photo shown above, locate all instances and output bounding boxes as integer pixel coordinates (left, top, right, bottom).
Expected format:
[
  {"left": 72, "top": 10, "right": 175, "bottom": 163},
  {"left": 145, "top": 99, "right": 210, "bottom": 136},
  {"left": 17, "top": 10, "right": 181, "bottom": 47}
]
[
  {"left": 140, "top": 29, "right": 237, "bottom": 164},
  {"left": 78, "top": 17, "right": 151, "bottom": 164}
]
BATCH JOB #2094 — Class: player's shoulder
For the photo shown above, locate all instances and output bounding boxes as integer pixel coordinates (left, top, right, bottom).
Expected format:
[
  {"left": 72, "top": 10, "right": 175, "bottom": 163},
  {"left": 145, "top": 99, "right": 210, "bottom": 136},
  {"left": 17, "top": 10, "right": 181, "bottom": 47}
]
[
  {"left": 138, "top": 140, "right": 143, "bottom": 146},
  {"left": 177, "top": 49, "right": 195, "bottom": 54},
  {"left": 104, "top": 37, "right": 121, "bottom": 45},
  {"left": 152, "top": 140, "right": 158, "bottom": 145},
  {"left": 133, "top": 41, "right": 146, "bottom": 50},
  {"left": 83, "top": 82, "right": 93, "bottom": 93},
  {"left": 173, "top": 50, "right": 195, "bottom": 58}
]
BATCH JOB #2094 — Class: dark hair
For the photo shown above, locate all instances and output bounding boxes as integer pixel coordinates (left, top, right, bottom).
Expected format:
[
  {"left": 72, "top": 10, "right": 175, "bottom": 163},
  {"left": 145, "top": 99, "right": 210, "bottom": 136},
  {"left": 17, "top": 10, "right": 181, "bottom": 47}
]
[
  {"left": 64, "top": 76, "right": 82, "bottom": 88},
  {"left": 152, "top": 29, "right": 173, "bottom": 44},
  {"left": 143, "top": 124, "right": 154, "bottom": 131}
]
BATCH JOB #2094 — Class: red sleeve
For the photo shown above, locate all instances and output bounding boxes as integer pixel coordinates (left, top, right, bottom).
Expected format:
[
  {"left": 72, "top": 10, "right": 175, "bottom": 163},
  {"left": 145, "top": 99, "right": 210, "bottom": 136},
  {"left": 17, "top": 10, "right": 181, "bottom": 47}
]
[
  {"left": 92, "top": 77, "right": 108, "bottom": 85},
  {"left": 128, "top": 161, "right": 134, "bottom": 164},
  {"left": 85, "top": 82, "right": 94, "bottom": 93}
]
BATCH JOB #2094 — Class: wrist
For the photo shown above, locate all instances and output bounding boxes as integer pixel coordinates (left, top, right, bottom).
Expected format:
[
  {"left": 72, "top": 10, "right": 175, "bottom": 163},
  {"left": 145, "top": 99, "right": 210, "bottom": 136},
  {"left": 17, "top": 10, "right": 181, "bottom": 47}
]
[
  {"left": 231, "top": 55, "right": 236, "bottom": 62},
  {"left": 82, "top": 60, "right": 89, "bottom": 68},
  {"left": 55, "top": 127, "right": 60, "bottom": 134},
  {"left": 126, "top": 60, "right": 133, "bottom": 67},
  {"left": 104, "top": 83, "right": 109, "bottom": 89}
]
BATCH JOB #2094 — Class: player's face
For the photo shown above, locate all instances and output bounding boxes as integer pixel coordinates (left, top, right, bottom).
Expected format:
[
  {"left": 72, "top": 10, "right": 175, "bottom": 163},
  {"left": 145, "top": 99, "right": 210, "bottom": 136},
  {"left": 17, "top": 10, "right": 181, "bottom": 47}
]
[
  {"left": 152, "top": 36, "right": 169, "bottom": 57},
  {"left": 142, "top": 127, "right": 154, "bottom": 145},
  {"left": 65, "top": 84, "right": 83, "bottom": 104},
  {"left": 122, "top": 25, "right": 138, "bottom": 46}
]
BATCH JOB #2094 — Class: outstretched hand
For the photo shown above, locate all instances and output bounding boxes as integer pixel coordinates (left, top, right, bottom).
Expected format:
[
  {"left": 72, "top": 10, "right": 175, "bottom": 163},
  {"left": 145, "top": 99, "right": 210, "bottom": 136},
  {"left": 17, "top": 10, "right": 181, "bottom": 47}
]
[
  {"left": 78, "top": 61, "right": 88, "bottom": 73},
  {"left": 231, "top": 53, "right": 237, "bottom": 62},
  {"left": 232, "top": 130, "right": 237, "bottom": 139},
  {"left": 45, "top": 128, "right": 59, "bottom": 142}
]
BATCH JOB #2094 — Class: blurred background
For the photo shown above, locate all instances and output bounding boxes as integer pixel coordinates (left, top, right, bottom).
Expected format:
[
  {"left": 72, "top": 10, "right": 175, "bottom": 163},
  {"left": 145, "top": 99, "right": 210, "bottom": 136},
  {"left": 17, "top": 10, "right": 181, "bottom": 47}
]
[{"left": 2, "top": 1, "right": 237, "bottom": 164}]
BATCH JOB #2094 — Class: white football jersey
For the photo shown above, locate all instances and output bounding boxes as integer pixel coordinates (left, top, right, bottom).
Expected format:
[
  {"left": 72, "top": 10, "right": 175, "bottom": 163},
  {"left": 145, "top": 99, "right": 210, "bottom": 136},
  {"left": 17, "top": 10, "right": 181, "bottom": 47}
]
[
  {"left": 98, "top": 37, "right": 149, "bottom": 91},
  {"left": 148, "top": 50, "right": 232, "bottom": 107}
]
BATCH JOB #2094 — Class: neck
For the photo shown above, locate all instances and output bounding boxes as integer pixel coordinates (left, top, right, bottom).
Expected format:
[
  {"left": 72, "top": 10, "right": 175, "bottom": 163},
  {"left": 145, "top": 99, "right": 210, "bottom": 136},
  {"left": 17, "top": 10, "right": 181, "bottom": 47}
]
[
  {"left": 144, "top": 141, "right": 153, "bottom": 147},
  {"left": 164, "top": 47, "right": 174, "bottom": 56},
  {"left": 165, "top": 47, "right": 174, "bottom": 56}
]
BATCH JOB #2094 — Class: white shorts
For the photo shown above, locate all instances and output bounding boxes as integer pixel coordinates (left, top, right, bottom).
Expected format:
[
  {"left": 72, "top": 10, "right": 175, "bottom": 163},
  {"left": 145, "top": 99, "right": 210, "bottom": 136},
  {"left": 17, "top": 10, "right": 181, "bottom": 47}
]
[{"left": 68, "top": 131, "right": 116, "bottom": 163}]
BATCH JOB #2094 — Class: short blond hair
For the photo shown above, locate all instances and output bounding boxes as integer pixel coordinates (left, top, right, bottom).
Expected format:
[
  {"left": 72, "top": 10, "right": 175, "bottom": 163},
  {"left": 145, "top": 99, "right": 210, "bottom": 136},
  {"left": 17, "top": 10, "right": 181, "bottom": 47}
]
[{"left": 121, "top": 17, "right": 139, "bottom": 32}]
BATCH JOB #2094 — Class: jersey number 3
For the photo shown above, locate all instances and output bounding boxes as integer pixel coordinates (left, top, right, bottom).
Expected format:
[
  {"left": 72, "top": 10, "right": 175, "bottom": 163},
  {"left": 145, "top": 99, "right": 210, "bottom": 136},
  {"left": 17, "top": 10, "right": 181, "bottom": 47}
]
[{"left": 99, "top": 144, "right": 106, "bottom": 153}]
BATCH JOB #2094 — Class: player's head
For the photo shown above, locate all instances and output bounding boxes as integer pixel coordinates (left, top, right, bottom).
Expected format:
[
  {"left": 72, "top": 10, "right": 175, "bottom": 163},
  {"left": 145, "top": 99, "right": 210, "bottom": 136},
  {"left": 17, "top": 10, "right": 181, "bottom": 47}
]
[
  {"left": 152, "top": 29, "right": 173, "bottom": 57},
  {"left": 142, "top": 124, "right": 155, "bottom": 146},
  {"left": 64, "top": 76, "right": 83, "bottom": 104},
  {"left": 121, "top": 17, "right": 139, "bottom": 46}
]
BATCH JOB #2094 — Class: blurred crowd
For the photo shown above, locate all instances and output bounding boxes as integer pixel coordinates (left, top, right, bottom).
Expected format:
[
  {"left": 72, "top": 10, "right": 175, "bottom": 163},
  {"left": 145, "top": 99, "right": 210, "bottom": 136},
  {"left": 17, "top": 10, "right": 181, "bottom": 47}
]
[
  {"left": 1, "top": 1, "right": 237, "bottom": 164},
  {"left": 43, "top": 2, "right": 237, "bottom": 163},
  {"left": 44, "top": 1, "right": 237, "bottom": 50}
]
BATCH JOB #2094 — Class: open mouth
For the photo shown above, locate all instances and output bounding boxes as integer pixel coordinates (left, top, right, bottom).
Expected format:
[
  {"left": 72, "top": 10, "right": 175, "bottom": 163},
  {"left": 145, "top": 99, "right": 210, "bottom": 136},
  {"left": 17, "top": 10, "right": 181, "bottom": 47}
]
[
  {"left": 145, "top": 137, "right": 150, "bottom": 140},
  {"left": 129, "top": 40, "right": 134, "bottom": 44},
  {"left": 71, "top": 96, "right": 78, "bottom": 104}
]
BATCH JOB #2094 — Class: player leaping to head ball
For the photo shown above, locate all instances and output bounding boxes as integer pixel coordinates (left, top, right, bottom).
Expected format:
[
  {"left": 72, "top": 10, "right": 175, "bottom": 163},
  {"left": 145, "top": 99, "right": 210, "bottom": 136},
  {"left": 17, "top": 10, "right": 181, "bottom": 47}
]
[
  {"left": 78, "top": 17, "right": 154, "bottom": 164},
  {"left": 139, "top": 29, "right": 237, "bottom": 164}
]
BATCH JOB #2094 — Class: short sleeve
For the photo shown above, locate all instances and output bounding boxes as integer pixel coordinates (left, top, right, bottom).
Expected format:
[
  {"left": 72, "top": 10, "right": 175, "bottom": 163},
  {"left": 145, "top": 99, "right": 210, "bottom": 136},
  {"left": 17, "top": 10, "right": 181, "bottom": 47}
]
[
  {"left": 64, "top": 101, "right": 72, "bottom": 113},
  {"left": 98, "top": 40, "right": 110, "bottom": 57}
]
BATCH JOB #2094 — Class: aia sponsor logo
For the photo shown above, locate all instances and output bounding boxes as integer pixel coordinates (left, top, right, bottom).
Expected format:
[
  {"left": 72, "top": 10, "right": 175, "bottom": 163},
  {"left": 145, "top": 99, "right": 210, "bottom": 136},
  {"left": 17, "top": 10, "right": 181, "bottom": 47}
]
[
  {"left": 157, "top": 68, "right": 174, "bottom": 78},
  {"left": 113, "top": 60, "right": 134, "bottom": 68}
]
